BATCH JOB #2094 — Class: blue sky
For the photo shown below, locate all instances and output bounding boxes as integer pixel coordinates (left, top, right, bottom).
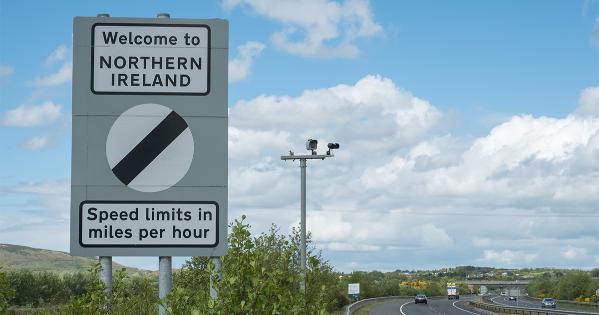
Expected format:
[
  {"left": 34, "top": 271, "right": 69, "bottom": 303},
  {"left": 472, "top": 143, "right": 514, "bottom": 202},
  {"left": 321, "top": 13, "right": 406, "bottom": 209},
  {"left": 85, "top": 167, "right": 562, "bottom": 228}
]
[{"left": 1, "top": 0, "right": 598, "bottom": 271}]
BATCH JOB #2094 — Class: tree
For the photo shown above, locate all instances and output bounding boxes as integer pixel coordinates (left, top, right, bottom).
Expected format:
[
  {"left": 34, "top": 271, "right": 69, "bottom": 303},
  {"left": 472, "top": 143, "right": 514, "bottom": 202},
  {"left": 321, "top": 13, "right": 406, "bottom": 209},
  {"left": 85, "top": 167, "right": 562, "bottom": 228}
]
[
  {"left": 0, "top": 268, "right": 15, "bottom": 313},
  {"left": 167, "top": 216, "right": 339, "bottom": 314}
]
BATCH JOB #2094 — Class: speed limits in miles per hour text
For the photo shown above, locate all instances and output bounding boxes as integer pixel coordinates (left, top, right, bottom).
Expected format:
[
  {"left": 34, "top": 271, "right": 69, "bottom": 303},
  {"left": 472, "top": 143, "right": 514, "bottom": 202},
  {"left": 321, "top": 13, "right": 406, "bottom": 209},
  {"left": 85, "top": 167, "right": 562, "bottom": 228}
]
[{"left": 79, "top": 201, "right": 219, "bottom": 247}]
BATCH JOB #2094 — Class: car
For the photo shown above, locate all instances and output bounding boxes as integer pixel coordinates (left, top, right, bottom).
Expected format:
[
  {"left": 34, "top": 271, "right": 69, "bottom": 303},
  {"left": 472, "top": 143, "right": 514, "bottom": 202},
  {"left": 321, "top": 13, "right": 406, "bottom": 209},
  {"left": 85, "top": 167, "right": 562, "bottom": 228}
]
[
  {"left": 415, "top": 294, "right": 428, "bottom": 304},
  {"left": 541, "top": 298, "right": 556, "bottom": 308},
  {"left": 508, "top": 296, "right": 517, "bottom": 301}
]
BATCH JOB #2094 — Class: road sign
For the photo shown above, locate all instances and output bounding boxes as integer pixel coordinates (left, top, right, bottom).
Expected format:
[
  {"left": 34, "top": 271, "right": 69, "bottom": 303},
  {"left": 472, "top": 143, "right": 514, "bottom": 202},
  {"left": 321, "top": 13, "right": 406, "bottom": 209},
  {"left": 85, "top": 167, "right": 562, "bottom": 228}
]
[
  {"left": 106, "top": 103, "right": 194, "bottom": 193},
  {"left": 92, "top": 23, "right": 209, "bottom": 94},
  {"left": 71, "top": 16, "right": 228, "bottom": 257},
  {"left": 479, "top": 285, "right": 488, "bottom": 295},
  {"left": 348, "top": 283, "right": 360, "bottom": 295}
]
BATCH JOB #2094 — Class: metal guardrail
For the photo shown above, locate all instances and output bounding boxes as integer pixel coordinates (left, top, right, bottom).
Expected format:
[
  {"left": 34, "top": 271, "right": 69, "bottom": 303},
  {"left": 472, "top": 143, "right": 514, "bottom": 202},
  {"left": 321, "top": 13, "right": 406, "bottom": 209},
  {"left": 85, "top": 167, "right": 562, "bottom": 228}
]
[
  {"left": 345, "top": 296, "right": 410, "bottom": 315},
  {"left": 524, "top": 296, "right": 599, "bottom": 307},
  {"left": 470, "top": 300, "right": 599, "bottom": 315}
]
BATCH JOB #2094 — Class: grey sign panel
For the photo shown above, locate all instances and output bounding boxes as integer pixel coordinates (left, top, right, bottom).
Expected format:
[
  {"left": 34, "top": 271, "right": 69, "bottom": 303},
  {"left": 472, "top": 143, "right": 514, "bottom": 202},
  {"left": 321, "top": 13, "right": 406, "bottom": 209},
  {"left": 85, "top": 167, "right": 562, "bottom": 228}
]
[{"left": 71, "top": 16, "right": 228, "bottom": 257}]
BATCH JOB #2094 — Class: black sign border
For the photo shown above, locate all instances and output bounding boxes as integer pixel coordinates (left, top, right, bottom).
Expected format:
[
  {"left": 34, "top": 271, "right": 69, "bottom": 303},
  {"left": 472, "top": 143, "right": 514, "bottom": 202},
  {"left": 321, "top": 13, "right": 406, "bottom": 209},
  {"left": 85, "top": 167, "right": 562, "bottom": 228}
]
[
  {"left": 90, "top": 23, "right": 211, "bottom": 96},
  {"left": 79, "top": 200, "right": 219, "bottom": 248}
]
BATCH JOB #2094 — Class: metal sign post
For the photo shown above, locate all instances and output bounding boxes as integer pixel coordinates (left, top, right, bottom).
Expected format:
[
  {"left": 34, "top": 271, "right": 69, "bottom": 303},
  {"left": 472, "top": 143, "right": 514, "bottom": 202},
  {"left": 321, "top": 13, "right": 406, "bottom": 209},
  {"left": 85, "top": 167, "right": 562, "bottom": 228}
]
[
  {"left": 71, "top": 13, "right": 228, "bottom": 314},
  {"left": 99, "top": 256, "right": 112, "bottom": 296},
  {"left": 158, "top": 256, "right": 172, "bottom": 315}
]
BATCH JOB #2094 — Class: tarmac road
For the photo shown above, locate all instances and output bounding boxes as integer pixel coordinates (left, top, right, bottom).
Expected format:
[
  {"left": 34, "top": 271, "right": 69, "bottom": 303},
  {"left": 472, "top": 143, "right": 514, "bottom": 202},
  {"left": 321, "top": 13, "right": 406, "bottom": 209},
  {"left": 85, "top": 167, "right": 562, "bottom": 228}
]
[{"left": 370, "top": 296, "right": 482, "bottom": 315}]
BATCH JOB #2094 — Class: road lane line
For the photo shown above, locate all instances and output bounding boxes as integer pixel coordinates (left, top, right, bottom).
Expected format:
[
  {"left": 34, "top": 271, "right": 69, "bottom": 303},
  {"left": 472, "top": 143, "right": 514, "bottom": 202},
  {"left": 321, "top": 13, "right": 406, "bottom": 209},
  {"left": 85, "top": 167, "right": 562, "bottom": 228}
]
[
  {"left": 400, "top": 301, "right": 414, "bottom": 315},
  {"left": 452, "top": 300, "right": 481, "bottom": 315}
]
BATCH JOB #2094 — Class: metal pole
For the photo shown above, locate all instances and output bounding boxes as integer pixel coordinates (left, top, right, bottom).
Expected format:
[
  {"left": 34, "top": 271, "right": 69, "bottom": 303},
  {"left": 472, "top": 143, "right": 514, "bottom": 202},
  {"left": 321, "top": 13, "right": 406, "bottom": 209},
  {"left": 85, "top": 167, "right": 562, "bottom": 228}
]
[
  {"left": 159, "top": 256, "right": 172, "bottom": 315},
  {"left": 210, "top": 257, "right": 222, "bottom": 300},
  {"left": 99, "top": 256, "right": 112, "bottom": 297},
  {"left": 300, "top": 158, "right": 307, "bottom": 291}
]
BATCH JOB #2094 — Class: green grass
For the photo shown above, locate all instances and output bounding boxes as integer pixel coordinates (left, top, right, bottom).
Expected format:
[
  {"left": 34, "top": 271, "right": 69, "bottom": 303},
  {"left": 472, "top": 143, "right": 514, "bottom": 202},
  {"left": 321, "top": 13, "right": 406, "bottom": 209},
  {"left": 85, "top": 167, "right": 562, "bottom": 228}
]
[{"left": 0, "top": 243, "right": 142, "bottom": 273}]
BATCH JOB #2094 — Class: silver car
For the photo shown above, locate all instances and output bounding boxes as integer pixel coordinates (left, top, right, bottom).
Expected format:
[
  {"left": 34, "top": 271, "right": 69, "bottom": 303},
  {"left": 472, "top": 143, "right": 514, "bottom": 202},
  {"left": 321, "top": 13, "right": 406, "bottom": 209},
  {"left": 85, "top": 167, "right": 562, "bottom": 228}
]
[{"left": 541, "top": 298, "right": 556, "bottom": 308}]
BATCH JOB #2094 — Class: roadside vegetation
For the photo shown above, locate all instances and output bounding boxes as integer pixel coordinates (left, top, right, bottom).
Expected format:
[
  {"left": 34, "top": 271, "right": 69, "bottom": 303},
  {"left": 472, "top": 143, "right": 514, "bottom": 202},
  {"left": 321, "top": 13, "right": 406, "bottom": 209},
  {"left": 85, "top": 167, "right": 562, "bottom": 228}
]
[{"left": 527, "top": 270, "right": 599, "bottom": 301}]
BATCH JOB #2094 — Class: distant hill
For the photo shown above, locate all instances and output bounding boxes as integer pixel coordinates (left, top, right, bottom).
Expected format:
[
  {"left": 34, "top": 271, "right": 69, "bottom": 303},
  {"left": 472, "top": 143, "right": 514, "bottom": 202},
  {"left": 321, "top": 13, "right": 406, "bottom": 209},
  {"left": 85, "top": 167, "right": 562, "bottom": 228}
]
[{"left": 0, "top": 243, "right": 143, "bottom": 273}]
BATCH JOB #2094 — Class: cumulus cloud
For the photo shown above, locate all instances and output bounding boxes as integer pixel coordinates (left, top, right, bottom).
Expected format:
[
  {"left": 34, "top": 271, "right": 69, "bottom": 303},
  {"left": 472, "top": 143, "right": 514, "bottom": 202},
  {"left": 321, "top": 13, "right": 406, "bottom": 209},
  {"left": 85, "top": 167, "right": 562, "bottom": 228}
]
[
  {"left": 575, "top": 86, "right": 599, "bottom": 116},
  {"left": 561, "top": 247, "right": 587, "bottom": 260},
  {"left": 2, "top": 101, "right": 62, "bottom": 127},
  {"left": 44, "top": 45, "right": 68, "bottom": 67},
  {"left": 20, "top": 136, "right": 51, "bottom": 150},
  {"left": 0, "top": 65, "right": 14, "bottom": 78},
  {"left": 226, "top": 76, "right": 599, "bottom": 269},
  {"left": 0, "top": 180, "right": 70, "bottom": 224},
  {"left": 229, "top": 41, "right": 266, "bottom": 82},
  {"left": 223, "top": 0, "right": 382, "bottom": 58},
  {"left": 481, "top": 249, "right": 537, "bottom": 266},
  {"left": 27, "top": 62, "right": 72, "bottom": 87}
]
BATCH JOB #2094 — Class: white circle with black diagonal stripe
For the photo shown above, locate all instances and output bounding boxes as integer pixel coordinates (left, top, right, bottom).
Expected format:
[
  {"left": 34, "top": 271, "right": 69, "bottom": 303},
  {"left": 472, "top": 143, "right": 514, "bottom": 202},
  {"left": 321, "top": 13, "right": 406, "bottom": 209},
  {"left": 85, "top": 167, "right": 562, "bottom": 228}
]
[{"left": 106, "top": 103, "right": 194, "bottom": 192}]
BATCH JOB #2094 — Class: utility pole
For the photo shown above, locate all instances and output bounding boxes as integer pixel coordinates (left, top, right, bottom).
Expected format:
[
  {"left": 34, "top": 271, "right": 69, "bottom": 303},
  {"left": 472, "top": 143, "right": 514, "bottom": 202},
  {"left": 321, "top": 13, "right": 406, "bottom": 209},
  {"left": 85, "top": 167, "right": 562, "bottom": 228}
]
[{"left": 281, "top": 140, "right": 339, "bottom": 291}]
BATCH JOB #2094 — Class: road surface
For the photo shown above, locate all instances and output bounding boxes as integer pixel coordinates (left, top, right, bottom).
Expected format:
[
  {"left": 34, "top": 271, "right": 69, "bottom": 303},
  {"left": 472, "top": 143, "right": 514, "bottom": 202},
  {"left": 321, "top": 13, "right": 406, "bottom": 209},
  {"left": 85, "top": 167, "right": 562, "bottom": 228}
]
[{"left": 370, "top": 296, "right": 481, "bottom": 315}]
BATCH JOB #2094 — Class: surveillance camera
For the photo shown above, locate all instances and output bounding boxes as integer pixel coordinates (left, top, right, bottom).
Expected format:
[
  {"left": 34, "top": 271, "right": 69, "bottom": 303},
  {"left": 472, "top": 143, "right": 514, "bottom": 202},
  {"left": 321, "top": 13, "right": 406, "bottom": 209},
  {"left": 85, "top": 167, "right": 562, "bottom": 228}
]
[
  {"left": 306, "top": 139, "right": 318, "bottom": 152},
  {"left": 326, "top": 142, "right": 339, "bottom": 155}
]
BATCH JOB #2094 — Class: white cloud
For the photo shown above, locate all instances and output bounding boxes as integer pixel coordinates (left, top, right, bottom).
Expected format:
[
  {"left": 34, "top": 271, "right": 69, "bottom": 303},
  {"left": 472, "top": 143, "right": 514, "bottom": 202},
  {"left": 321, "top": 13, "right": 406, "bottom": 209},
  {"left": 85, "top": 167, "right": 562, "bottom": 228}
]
[
  {"left": 421, "top": 224, "right": 452, "bottom": 247},
  {"left": 224, "top": 0, "right": 382, "bottom": 58},
  {"left": 229, "top": 41, "right": 266, "bottom": 82},
  {"left": 472, "top": 237, "right": 490, "bottom": 247},
  {"left": 3, "top": 180, "right": 70, "bottom": 218},
  {"left": 325, "top": 242, "right": 380, "bottom": 251},
  {"left": 2, "top": 101, "right": 62, "bottom": 127},
  {"left": 0, "top": 65, "right": 14, "bottom": 78},
  {"left": 20, "top": 136, "right": 51, "bottom": 150},
  {"left": 575, "top": 86, "right": 599, "bottom": 116},
  {"left": 229, "top": 127, "right": 289, "bottom": 159},
  {"left": 27, "top": 62, "right": 72, "bottom": 87},
  {"left": 44, "top": 45, "right": 68, "bottom": 67},
  {"left": 561, "top": 247, "right": 587, "bottom": 260},
  {"left": 226, "top": 76, "right": 599, "bottom": 270},
  {"left": 481, "top": 249, "right": 537, "bottom": 265}
]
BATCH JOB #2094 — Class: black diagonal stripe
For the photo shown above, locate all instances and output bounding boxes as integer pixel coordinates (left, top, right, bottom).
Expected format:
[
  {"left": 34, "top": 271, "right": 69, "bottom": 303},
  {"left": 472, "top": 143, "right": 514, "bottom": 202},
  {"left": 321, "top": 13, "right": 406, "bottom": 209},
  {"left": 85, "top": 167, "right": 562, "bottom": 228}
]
[{"left": 112, "top": 111, "right": 188, "bottom": 186}]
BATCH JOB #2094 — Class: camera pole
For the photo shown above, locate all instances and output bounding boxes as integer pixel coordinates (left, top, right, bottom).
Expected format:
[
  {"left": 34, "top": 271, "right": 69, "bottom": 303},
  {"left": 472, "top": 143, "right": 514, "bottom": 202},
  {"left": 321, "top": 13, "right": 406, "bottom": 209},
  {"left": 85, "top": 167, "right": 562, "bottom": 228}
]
[
  {"left": 299, "top": 158, "right": 307, "bottom": 291},
  {"left": 281, "top": 140, "right": 338, "bottom": 294}
]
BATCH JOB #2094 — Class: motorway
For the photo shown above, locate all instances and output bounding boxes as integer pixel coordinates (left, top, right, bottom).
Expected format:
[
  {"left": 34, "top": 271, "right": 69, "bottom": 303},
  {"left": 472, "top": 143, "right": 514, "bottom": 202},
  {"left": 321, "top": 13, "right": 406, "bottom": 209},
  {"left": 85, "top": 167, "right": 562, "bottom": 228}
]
[
  {"left": 370, "top": 296, "right": 481, "bottom": 315},
  {"left": 489, "top": 295, "right": 599, "bottom": 314}
]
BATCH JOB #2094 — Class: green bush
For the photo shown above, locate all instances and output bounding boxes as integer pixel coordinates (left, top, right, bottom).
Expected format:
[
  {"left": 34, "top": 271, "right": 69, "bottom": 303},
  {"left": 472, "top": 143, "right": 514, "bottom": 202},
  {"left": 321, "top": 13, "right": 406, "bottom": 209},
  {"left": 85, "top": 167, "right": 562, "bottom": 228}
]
[
  {"left": 167, "top": 216, "right": 339, "bottom": 314},
  {"left": 0, "top": 268, "right": 15, "bottom": 313}
]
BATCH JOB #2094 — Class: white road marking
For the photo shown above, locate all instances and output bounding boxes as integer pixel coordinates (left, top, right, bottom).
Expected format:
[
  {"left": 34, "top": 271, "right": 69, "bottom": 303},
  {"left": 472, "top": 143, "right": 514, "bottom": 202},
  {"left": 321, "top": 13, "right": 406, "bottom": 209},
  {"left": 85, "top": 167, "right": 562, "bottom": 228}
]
[
  {"left": 452, "top": 300, "right": 481, "bottom": 315},
  {"left": 400, "top": 300, "right": 414, "bottom": 315}
]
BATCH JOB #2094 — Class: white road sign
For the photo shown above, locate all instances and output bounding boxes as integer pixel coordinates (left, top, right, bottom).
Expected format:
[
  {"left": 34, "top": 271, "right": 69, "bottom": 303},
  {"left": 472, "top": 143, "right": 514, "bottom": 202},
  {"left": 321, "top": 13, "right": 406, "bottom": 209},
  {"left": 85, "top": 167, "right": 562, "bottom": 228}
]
[
  {"left": 106, "top": 103, "right": 194, "bottom": 192},
  {"left": 348, "top": 283, "right": 360, "bottom": 295},
  {"left": 71, "top": 16, "right": 228, "bottom": 257},
  {"left": 93, "top": 23, "right": 210, "bottom": 94},
  {"left": 80, "top": 201, "right": 217, "bottom": 247}
]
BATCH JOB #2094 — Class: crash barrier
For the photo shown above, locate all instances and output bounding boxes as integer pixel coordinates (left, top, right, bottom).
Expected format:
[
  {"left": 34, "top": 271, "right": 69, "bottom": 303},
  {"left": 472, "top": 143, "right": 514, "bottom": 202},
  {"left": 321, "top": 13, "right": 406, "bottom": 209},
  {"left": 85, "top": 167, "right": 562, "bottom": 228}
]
[
  {"left": 524, "top": 296, "right": 599, "bottom": 308},
  {"left": 469, "top": 300, "right": 599, "bottom": 315}
]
